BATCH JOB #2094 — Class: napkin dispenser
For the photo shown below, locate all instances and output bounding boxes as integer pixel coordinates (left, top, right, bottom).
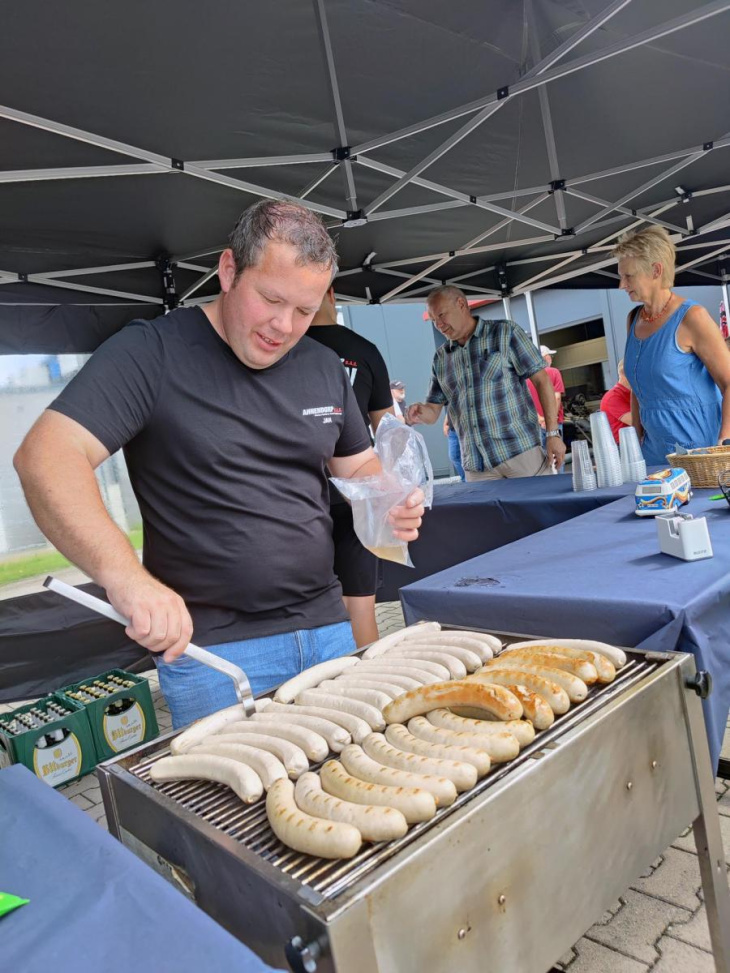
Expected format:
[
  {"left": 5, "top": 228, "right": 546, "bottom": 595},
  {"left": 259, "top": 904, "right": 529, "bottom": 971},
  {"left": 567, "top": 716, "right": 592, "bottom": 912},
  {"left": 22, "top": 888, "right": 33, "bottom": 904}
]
[{"left": 656, "top": 512, "right": 713, "bottom": 561}]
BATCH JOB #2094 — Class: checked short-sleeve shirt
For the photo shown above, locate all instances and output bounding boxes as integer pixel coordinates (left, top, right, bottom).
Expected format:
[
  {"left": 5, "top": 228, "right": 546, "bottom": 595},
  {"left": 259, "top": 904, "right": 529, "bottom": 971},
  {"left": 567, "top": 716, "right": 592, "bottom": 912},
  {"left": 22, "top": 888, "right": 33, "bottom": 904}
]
[{"left": 426, "top": 318, "right": 545, "bottom": 472}]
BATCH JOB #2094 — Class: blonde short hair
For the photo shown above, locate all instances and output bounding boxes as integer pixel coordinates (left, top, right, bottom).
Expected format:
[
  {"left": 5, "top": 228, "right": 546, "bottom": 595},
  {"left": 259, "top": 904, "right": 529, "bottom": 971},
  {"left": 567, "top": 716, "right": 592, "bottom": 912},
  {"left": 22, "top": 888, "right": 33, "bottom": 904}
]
[{"left": 612, "top": 226, "right": 675, "bottom": 286}]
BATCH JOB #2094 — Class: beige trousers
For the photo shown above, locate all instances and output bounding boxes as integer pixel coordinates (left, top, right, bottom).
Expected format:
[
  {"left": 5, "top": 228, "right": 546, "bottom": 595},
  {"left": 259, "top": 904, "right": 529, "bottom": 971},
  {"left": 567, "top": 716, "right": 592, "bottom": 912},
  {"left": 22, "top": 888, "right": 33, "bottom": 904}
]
[{"left": 465, "top": 445, "right": 552, "bottom": 481}]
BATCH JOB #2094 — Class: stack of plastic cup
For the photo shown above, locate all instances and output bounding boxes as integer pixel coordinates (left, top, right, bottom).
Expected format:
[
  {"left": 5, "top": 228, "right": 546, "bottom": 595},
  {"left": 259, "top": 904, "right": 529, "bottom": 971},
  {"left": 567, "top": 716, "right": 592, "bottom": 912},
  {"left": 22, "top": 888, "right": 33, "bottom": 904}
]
[
  {"left": 571, "top": 439, "right": 597, "bottom": 492},
  {"left": 590, "top": 411, "right": 623, "bottom": 488},
  {"left": 619, "top": 425, "right": 647, "bottom": 483}
]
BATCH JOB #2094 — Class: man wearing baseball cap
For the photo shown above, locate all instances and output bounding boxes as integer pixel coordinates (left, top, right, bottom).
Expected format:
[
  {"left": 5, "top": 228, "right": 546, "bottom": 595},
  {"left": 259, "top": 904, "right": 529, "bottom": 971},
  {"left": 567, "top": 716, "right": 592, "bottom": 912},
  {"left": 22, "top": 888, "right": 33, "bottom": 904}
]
[
  {"left": 528, "top": 344, "right": 565, "bottom": 447},
  {"left": 390, "top": 380, "right": 407, "bottom": 422}
]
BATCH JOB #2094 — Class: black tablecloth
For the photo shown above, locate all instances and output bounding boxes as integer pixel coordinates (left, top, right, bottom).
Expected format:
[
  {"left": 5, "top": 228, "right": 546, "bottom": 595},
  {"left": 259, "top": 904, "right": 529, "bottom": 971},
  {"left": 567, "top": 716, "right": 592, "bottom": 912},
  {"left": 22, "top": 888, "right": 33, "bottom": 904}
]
[
  {"left": 379, "top": 474, "right": 638, "bottom": 602},
  {"left": 0, "top": 765, "right": 280, "bottom": 972},
  {"left": 400, "top": 492, "right": 730, "bottom": 770},
  {"left": 0, "top": 583, "right": 148, "bottom": 703}
]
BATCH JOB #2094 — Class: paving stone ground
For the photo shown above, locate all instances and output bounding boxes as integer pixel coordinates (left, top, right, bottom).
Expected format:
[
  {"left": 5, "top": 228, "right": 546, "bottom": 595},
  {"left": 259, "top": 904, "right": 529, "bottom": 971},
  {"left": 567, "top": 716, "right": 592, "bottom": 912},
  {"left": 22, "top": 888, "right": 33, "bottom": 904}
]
[{"left": 4, "top": 601, "right": 729, "bottom": 972}]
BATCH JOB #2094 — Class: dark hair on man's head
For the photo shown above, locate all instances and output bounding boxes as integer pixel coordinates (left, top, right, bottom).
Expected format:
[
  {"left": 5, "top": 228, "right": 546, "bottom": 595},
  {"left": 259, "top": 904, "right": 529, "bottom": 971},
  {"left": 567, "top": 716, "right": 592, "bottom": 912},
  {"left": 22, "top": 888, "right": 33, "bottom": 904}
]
[{"left": 228, "top": 200, "right": 338, "bottom": 280}]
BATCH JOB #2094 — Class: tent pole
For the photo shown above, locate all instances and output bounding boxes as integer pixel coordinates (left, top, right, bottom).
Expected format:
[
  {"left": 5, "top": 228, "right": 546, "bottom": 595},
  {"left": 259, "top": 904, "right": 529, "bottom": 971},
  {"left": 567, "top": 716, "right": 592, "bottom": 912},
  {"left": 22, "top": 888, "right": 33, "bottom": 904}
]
[
  {"left": 575, "top": 134, "right": 730, "bottom": 235},
  {"left": 525, "top": 291, "right": 540, "bottom": 348},
  {"left": 358, "top": 154, "right": 562, "bottom": 235},
  {"left": 676, "top": 242, "right": 730, "bottom": 274},
  {"left": 565, "top": 187, "right": 687, "bottom": 235},
  {"left": 312, "top": 0, "right": 358, "bottom": 211}
]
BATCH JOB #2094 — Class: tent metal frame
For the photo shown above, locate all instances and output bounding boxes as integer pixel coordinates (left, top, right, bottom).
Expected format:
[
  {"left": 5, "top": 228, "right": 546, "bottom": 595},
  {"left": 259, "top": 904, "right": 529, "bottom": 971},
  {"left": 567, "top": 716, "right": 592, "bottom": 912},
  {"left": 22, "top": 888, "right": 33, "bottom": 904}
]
[{"left": 2, "top": 0, "right": 730, "bottom": 311}]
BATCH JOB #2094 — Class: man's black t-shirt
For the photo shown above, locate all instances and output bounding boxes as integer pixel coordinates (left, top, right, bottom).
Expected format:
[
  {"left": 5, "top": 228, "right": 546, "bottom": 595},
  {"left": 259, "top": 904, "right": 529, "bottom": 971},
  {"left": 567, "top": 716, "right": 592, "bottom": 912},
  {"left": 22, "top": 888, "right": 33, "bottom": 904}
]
[
  {"left": 308, "top": 324, "right": 392, "bottom": 503},
  {"left": 307, "top": 325, "right": 393, "bottom": 424},
  {"left": 49, "top": 308, "right": 371, "bottom": 644}
]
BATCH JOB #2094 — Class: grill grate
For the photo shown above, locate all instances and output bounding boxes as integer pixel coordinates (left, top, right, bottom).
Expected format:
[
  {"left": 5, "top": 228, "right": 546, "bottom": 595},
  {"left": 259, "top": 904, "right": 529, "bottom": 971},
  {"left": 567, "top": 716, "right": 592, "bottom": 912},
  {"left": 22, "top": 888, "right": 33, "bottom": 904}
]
[{"left": 130, "top": 655, "right": 657, "bottom": 900}]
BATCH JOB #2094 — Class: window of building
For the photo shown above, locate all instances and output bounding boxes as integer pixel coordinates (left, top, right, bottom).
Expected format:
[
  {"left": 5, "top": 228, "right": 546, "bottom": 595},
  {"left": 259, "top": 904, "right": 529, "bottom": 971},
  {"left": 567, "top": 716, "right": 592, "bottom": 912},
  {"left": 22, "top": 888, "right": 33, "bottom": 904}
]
[{"left": 0, "top": 355, "right": 141, "bottom": 599}]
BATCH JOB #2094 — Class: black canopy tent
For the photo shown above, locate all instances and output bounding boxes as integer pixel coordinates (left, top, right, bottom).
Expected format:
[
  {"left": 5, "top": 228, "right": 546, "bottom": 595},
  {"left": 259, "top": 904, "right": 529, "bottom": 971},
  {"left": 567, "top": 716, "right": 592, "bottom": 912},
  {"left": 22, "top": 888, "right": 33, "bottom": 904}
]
[
  {"left": 2, "top": 0, "right": 730, "bottom": 355},
  {"left": 3, "top": 0, "right": 730, "bottom": 699}
]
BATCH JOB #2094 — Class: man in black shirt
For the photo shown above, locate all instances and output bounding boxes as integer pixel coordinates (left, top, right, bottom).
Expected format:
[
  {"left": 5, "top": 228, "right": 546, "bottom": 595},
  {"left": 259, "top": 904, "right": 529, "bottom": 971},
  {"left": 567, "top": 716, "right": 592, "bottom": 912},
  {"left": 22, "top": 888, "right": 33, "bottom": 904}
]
[
  {"left": 14, "top": 201, "right": 425, "bottom": 728},
  {"left": 308, "top": 286, "right": 394, "bottom": 647}
]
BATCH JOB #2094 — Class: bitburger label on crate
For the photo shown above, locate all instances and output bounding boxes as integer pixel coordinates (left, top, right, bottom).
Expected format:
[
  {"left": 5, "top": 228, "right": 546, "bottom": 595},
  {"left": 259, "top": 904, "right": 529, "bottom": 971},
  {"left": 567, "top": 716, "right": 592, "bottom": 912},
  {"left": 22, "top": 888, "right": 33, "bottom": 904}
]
[{"left": 103, "top": 700, "right": 146, "bottom": 752}]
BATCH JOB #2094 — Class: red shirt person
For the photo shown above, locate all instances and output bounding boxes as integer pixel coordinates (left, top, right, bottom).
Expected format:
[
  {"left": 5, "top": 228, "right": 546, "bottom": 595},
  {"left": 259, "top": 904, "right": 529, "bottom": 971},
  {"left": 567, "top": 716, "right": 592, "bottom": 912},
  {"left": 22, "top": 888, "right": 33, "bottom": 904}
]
[
  {"left": 527, "top": 344, "right": 565, "bottom": 428},
  {"left": 600, "top": 358, "right": 633, "bottom": 442}
]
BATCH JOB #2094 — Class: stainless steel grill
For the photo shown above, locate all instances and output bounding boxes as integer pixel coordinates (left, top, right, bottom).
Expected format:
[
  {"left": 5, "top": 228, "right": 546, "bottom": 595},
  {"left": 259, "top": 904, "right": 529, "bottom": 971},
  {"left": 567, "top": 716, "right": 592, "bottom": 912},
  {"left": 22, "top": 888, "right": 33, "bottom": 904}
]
[
  {"left": 127, "top": 652, "right": 656, "bottom": 901},
  {"left": 97, "top": 637, "right": 730, "bottom": 973}
]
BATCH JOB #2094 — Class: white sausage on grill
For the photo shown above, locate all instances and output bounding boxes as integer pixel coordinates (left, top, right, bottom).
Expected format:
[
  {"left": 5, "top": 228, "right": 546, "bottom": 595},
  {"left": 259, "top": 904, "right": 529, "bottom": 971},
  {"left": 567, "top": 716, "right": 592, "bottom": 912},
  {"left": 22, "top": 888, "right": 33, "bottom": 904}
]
[
  {"left": 500, "top": 644, "right": 616, "bottom": 683},
  {"left": 267, "top": 778, "right": 362, "bottom": 859},
  {"left": 274, "top": 656, "right": 359, "bottom": 704},
  {"left": 353, "top": 659, "right": 451, "bottom": 681},
  {"left": 300, "top": 684, "right": 393, "bottom": 710},
  {"left": 150, "top": 754, "right": 263, "bottom": 803},
  {"left": 362, "top": 621, "right": 441, "bottom": 657},
  {"left": 494, "top": 650, "right": 598, "bottom": 685},
  {"left": 480, "top": 661, "right": 588, "bottom": 703},
  {"left": 504, "top": 638, "right": 626, "bottom": 669},
  {"left": 251, "top": 707, "right": 351, "bottom": 751},
  {"left": 294, "top": 772, "right": 408, "bottom": 843},
  {"left": 294, "top": 691, "right": 386, "bottom": 731},
  {"left": 373, "top": 648, "right": 468, "bottom": 679},
  {"left": 407, "top": 716, "right": 519, "bottom": 763},
  {"left": 384, "top": 644, "right": 482, "bottom": 673},
  {"left": 189, "top": 741, "right": 287, "bottom": 789},
  {"left": 335, "top": 672, "right": 422, "bottom": 691},
  {"left": 383, "top": 681, "right": 523, "bottom": 725},
  {"left": 199, "top": 730, "right": 310, "bottom": 776},
  {"left": 384, "top": 724, "right": 491, "bottom": 778},
  {"left": 319, "top": 759, "right": 436, "bottom": 824},
  {"left": 340, "top": 744, "right": 457, "bottom": 807},
  {"left": 426, "top": 710, "right": 535, "bottom": 747},
  {"left": 468, "top": 670, "right": 569, "bottom": 715},
  {"left": 403, "top": 632, "right": 494, "bottom": 662},
  {"left": 223, "top": 719, "right": 327, "bottom": 762},
  {"left": 318, "top": 679, "right": 401, "bottom": 699},
  {"left": 261, "top": 702, "right": 370, "bottom": 744},
  {"left": 457, "top": 685, "right": 554, "bottom": 731},
  {"left": 361, "top": 732, "right": 477, "bottom": 792},
  {"left": 170, "top": 703, "right": 252, "bottom": 755}
]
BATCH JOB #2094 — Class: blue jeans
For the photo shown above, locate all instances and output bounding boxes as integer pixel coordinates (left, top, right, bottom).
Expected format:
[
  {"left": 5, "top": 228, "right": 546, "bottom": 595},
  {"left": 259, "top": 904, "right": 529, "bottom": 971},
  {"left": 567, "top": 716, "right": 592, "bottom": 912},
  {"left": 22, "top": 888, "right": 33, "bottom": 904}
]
[
  {"left": 156, "top": 621, "right": 356, "bottom": 729},
  {"left": 447, "top": 428, "right": 466, "bottom": 481}
]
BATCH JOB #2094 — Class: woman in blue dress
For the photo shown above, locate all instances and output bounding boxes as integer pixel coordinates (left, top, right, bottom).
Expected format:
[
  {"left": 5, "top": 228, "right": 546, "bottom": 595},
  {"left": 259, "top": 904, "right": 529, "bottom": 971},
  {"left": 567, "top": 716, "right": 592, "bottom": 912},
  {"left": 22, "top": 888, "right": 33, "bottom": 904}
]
[{"left": 613, "top": 226, "right": 730, "bottom": 466}]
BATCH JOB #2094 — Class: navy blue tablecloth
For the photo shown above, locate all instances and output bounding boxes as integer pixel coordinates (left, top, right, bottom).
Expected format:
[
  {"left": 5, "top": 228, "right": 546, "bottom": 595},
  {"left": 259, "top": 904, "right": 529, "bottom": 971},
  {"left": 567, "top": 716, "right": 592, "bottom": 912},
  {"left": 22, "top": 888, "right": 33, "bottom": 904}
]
[
  {"left": 400, "top": 493, "right": 730, "bottom": 770},
  {"left": 379, "top": 474, "right": 639, "bottom": 602},
  {"left": 0, "top": 765, "right": 280, "bottom": 973}
]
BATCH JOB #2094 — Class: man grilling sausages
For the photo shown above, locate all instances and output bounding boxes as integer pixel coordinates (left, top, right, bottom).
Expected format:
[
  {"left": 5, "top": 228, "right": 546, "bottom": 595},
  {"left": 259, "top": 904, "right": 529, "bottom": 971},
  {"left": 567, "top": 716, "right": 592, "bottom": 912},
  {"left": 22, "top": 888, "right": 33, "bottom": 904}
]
[{"left": 14, "top": 201, "right": 425, "bottom": 728}]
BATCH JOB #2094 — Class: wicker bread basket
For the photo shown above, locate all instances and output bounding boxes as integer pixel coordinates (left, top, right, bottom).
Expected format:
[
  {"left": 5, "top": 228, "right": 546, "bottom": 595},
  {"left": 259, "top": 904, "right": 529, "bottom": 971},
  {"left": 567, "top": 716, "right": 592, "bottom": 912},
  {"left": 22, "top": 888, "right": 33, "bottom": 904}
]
[{"left": 666, "top": 446, "right": 730, "bottom": 489}]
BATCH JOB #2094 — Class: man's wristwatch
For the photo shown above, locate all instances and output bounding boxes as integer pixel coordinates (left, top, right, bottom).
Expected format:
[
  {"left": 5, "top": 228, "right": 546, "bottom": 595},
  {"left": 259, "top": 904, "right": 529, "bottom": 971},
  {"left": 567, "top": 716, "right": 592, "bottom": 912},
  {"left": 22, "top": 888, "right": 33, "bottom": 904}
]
[{"left": 545, "top": 429, "right": 562, "bottom": 438}]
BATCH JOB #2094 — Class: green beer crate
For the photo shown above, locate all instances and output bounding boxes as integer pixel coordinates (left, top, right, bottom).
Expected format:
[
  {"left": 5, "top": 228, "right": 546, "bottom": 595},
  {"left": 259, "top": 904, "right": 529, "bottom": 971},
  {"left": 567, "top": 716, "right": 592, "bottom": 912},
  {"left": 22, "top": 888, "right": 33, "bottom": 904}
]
[
  {"left": 59, "top": 669, "right": 159, "bottom": 761},
  {"left": 0, "top": 694, "right": 96, "bottom": 787}
]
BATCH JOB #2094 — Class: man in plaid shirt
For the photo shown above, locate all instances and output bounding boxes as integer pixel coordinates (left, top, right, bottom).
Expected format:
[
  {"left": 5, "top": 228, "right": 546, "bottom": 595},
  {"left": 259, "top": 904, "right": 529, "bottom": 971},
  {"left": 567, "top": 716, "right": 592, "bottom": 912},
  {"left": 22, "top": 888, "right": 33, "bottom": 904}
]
[{"left": 407, "top": 286, "right": 566, "bottom": 481}]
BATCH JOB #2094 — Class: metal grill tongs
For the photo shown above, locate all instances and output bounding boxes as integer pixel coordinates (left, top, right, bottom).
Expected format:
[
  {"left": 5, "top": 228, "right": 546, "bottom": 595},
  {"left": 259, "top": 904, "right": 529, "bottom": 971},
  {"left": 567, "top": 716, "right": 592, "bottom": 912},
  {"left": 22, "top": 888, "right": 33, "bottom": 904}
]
[{"left": 43, "top": 576, "right": 256, "bottom": 717}]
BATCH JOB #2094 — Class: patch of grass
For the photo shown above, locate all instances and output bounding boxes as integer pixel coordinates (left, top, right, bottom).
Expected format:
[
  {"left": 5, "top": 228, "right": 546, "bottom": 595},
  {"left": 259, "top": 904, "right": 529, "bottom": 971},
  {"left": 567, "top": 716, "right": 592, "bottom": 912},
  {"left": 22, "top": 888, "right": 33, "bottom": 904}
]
[{"left": 0, "top": 527, "right": 143, "bottom": 588}]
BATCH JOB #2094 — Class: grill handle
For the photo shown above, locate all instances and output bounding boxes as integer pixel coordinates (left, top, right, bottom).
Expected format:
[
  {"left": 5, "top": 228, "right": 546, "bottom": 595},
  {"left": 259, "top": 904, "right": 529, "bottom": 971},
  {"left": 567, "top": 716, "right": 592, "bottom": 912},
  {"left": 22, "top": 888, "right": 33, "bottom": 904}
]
[
  {"left": 686, "top": 670, "right": 713, "bottom": 699},
  {"left": 285, "top": 936, "right": 324, "bottom": 973},
  {"left": 43, "top": 576, "right": 255, "bottom": 716}
]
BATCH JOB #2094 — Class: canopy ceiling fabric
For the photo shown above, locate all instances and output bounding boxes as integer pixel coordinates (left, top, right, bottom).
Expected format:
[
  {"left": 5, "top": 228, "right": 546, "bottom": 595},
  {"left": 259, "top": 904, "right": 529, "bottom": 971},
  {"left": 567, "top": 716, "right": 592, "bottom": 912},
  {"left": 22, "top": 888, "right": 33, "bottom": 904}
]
[{"left": 2, "top": 0, "right": 730, "bottom": 352}]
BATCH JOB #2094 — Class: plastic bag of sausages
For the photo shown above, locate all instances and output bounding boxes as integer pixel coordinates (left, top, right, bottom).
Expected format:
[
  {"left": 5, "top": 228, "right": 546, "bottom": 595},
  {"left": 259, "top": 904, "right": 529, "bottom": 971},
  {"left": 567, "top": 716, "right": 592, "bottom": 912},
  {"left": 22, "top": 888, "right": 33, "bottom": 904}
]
[{"left": 331, "top": 414, "right": 433, "bottom": 567}]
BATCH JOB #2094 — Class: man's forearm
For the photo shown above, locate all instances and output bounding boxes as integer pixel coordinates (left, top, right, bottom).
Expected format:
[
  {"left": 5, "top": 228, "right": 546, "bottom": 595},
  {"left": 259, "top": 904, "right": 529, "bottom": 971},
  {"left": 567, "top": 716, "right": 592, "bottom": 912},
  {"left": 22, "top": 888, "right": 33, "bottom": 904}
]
[
  {"left": 533, "top": 375, "right": 559, "bottom": 430},
  {"left": 15, "top": 447, "right": 146, "bottom": 591},
  {"left": 344, "top": 455, "right": 382, "bottom": 479}
]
